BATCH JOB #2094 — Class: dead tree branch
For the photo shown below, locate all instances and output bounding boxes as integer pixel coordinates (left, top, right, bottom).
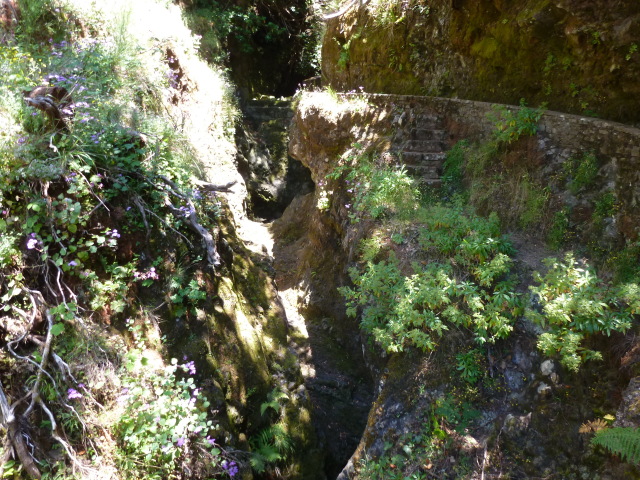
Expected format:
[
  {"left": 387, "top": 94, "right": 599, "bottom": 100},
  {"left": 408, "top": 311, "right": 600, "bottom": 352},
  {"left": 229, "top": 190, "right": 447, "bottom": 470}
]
[
  {"left": 190, "top": 178, "right": 237, "bottom": 193},
  {"left": 157, "top": 175, "right": 222, "bottom": 268}
]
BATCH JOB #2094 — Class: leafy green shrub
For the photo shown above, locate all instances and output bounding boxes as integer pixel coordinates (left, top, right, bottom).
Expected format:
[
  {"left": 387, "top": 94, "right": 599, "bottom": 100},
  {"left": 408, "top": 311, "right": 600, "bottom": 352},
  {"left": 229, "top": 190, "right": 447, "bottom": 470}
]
[
  {"left": 526, "top": 253, "right": 634, "bottom": 371},
  {"left": 341, "top": 205, "right": 521, "bottom": 353},
  {"left": 489, "top": 100, "right": 545, "bottom": 144},
  {"left": 566, "top": 152, "right": 599, "bottom": 193},
  {"left": 117, "top": 355, "right": 226, "bottom": 479},
  {"left": 456, "top": 349, "right": 484, "bottom": 384},
  {"left": 327, "top": 149, "right": 419, "bottom": 221}
]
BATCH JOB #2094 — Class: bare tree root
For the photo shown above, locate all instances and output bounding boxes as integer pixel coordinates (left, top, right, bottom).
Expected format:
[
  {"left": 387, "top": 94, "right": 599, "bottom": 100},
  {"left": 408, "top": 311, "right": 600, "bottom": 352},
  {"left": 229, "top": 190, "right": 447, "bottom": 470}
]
[
  {"left": 141, "top": 202, "right": 194, "bottom": 249},
  {"left": 133, "top": 195, "right": 151, "bottom": 243},
  {"left": 0, "top": 369, "right": 42, "bottom": 479},
  {"left": 1, "top": 287, "right": 95, "bottom": 478},
  {"left": 190, "top": 178, "right": 237, "bottom": 193}
]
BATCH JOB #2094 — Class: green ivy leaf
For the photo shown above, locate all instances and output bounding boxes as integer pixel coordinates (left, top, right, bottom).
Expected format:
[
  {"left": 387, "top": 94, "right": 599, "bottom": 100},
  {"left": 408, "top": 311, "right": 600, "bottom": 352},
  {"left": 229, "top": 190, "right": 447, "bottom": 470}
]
[{"left": 50, "top": 323, "right": 65, "bottom": 336}]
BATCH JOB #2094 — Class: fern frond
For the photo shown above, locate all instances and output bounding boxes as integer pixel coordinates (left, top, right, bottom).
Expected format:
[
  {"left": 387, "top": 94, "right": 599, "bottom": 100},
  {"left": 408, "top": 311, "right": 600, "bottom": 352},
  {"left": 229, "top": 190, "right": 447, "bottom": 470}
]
[
  {"left": 250, "top": 453, "right": 267, "bottom": 473},
  {"left": 256, "top": 443, "right": 282, "bottom": 463},
  {"left": 260, "top": 388, "right": 289, "bottom": 416},
  {"left": 580, "top": 419, "right": 608, "bottom": 434},
  {"left": 592, "top": 427, "right": 640, "bottom": 464},
  {"left": 270, "top": 423, "right": 294, "bottom": 453}
]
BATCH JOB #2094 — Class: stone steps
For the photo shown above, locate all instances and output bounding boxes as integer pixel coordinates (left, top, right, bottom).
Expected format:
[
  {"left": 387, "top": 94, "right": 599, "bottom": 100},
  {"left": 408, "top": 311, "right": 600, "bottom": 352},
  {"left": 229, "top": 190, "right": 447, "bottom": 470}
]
[
  {"left": 402, "top": 139, "right": 445, "bottom": 152},
  {"left": 245, "top": 99, "right": 294, "bottom": 128},
  {"left": 411, "top": 128, "right": 447, "bottom": 141},
  {"left": 245, "top": 106, "right": 293, "bottom": 126},
  {"left": 397, "top": 109, "right": 448, "bottom": 184},
  {"left": 402, "top": 152, "right": 446, "bottom": 166}
]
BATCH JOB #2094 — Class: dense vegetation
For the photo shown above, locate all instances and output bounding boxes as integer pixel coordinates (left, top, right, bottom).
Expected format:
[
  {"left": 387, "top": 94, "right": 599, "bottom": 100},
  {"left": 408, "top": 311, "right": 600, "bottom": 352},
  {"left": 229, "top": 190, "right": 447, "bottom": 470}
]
[
  {"left": 316, "top": 99, "right": 640, "bottom": 478},
  {"left": 2, "top": 0, "right": 640, "bottom": 479},
  {"left": 183, "top": 0, "right": 320, "bottom": 96}
]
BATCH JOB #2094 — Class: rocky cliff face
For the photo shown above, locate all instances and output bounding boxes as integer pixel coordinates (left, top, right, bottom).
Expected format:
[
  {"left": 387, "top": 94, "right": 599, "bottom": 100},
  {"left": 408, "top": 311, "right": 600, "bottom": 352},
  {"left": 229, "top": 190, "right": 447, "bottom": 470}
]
[
  {"left": 322, "top": 0, "right": 640, "bottom": 124},
  {"left": 285, "top": 91, "right": 640, "bottom": 479}
]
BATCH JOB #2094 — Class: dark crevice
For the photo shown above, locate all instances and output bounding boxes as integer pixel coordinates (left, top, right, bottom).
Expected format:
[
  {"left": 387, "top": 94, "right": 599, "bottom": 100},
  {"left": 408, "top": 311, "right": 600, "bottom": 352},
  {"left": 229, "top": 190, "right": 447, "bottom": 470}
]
[{"left": 236, "top": 99, "right": 315, "bottom": 221}]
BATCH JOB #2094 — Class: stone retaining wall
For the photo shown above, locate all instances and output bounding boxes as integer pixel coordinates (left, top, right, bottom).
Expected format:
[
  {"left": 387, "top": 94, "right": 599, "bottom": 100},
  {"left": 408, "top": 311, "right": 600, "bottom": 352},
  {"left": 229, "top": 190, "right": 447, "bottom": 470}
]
[{"left": 337, "top": 93, "right": 640, "bottom": 243}]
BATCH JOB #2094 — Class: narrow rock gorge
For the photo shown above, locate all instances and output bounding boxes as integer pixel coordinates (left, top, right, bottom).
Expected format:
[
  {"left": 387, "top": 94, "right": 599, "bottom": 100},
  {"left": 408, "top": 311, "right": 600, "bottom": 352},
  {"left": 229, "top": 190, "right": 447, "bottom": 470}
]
[{"left": 2, "top": 1, "right": 640, "bottom": 479}]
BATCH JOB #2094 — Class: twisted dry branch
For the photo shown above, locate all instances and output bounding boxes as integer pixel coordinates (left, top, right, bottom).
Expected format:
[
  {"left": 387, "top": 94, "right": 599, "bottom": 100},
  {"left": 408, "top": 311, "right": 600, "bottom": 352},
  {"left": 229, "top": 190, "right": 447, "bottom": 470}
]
[
  {"left": 1, "top": 290, "right": 90, "bottom": 478},
  {"left": 156, "top": 175, "right": 222, "bottom": 269}
]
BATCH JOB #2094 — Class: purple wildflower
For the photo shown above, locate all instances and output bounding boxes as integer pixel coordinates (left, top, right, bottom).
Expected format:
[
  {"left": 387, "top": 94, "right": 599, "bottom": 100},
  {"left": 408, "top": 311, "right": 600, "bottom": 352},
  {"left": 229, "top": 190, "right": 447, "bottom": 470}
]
[
  {"left": 206, "top": 436, "right": 216, "bottom": 445},
  {"left": 26, "top": 234, "right": 38, "bottom": 250},
  {"left": 183, "top": 361, "right": 196, "bottom": 375},
  {"left": 67, "top": 388, "right": 82, "bottom": 400},
  {"left": 222, "top": 460, "right": 239, "bottom": 477},
  {"left": 68, "top": 260, "right": 78, "bottom": 267},
  {"left": 176, "top": 437, "right": 186, "bottom": 447},
  {"left": 133, "top": 267, "right": 159, "bottom": 281}
]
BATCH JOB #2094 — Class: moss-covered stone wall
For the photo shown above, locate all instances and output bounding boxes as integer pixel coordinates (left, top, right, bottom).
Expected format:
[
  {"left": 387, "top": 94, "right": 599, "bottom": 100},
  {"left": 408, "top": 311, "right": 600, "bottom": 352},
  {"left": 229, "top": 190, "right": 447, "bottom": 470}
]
[
  {"left": 304, "top": 92, "right": 640, "bottom": 250},
  {"left": 322, "top": 0, "right": 640, "bottom": 124}
]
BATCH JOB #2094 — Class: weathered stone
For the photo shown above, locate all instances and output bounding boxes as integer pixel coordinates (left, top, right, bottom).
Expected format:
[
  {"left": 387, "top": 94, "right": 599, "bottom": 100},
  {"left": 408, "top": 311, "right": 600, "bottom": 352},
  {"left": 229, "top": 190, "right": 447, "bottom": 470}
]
[
  {"left": 323, "top": 0, "right": 640, "bottom": 123},
  {"left": 503, "top": 412, "right": 532, "bottom": 437},
  {"left": 614, "top": 377, "right": 640, "bottom": 428},
  {"left": 537, "top": 382, "right": 552, "bottom": 397},
  {"left": 541, "top": 360, "right": 555, "bottom": 376}
]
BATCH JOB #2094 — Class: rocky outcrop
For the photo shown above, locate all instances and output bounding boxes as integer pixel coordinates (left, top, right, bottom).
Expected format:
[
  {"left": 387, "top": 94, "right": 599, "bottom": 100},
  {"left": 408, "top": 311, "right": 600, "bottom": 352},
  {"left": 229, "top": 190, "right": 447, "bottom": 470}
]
[
  {"left": 322, "top": 0, "right": 640, "bottom": 124},
  {"left": 294, "top": 91, "right": 640, "bottom": 247},
  {"left": 284, "top": 91, "right": 640, "bottom": 479}
]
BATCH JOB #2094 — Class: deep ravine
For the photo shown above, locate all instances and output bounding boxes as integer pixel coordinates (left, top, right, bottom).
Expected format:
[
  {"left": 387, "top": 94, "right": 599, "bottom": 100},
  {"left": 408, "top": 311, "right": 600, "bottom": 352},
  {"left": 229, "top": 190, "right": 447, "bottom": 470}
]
[{"left": 233, "top": 98, "right": 375, "bottom": 479}]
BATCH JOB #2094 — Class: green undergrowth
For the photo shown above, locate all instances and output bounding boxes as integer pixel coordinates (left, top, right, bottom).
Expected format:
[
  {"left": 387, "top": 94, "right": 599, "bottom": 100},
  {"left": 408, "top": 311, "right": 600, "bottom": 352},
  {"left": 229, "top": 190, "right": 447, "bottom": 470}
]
[
  {"left": 448, "top": 102, "right": 551, "bottom": 233},
  {"left": 319, "top": 98, "right": 640, "bottom": 475},
  {"left": 0, "top": 0, "right": 265, "bottom": 478},
  {"left": 357, "top": 395, "right": 478, "bottom": 480},
  {"left": 326, "top": 140, "right": 638, "bottom": 372},
  {"left": 339, "top": 204, "right": 520, "bottom": 352},
  {"left": 325, "top": 133, "right": 640, "bottom": 476}
]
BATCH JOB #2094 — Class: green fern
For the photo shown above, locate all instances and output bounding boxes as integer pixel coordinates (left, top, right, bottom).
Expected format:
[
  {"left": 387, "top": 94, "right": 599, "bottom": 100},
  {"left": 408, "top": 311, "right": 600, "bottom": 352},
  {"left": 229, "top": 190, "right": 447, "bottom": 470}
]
[
  {"left": 249, "top": 424, "right": 293, "bottom": 473},
  {"left": 592, "top": 427, "right": 640, "bottom": 464},
  {"left": 260, "top": 388, "right": 288, "bottom": 416}
]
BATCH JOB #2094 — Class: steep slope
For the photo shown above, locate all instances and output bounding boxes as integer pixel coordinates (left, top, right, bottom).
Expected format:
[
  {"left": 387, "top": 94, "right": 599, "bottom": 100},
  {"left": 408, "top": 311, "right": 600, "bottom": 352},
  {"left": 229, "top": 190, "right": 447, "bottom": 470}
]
[{"left": 284, "top": 90, "right": 640, "bottom": 479}]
